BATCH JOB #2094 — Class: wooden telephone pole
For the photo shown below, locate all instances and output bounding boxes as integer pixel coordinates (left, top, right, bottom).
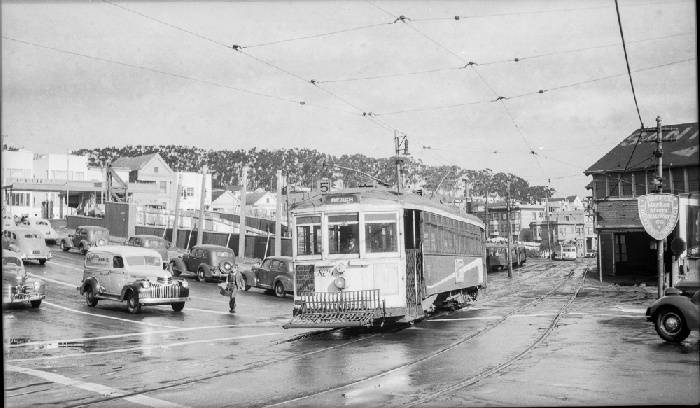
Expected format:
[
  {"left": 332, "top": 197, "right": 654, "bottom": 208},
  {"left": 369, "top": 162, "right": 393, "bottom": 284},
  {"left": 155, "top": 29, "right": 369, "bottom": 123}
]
[
  {"left": 506, "top": 181, "right": 513, "bottom": 278},
  {"left": 655, "top": 116, "right": 664, "bottom": 298},
  {"left": 196, "top": 165, "right": 207, "bottom": 246}
]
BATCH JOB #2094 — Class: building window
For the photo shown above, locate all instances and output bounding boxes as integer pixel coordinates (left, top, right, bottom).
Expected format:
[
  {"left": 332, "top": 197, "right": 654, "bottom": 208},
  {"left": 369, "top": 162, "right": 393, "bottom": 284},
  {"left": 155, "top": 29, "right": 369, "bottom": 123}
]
[
  {"left": 159, "top": 181, "right": 167, "bottom": 193},
  {"left": 633, "top": 171, "right": 646, "bottom": 196},
  {"left": 621, "top": 173, "right": 632, "bottom": 197},
  {"left": 671, "top": 167, "right": 685, "bottom": 193},
  {"left": 607, "top": 174, "right": 619, "bottom": 197},
  {"left": 154, "top": 167, "right": 159, "bottom": 173},
  {"left": 182, "top": 187, "right": 194, "bottom": 198}
]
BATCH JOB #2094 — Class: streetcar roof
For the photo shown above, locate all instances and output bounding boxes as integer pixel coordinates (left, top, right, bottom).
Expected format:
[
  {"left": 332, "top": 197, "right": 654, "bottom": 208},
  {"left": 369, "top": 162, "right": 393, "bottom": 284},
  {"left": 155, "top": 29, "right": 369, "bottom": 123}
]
[{"left": 291, "top": 188, "right": 484, "bottom": 227}]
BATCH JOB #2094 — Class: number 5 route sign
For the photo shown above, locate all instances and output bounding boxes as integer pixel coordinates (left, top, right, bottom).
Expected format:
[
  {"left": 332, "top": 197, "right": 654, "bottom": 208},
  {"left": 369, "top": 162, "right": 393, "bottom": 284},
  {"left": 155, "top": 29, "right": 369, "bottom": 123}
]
[{"left": 637, "top": 194, "right": 679, "bottom": 240}]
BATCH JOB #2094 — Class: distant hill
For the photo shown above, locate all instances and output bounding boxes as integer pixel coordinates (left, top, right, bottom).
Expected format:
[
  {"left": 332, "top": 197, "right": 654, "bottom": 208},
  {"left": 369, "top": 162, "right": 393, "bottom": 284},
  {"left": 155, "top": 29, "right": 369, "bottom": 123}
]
[{"left": 72, "top": 145, "right": 555, "bottom": 202}]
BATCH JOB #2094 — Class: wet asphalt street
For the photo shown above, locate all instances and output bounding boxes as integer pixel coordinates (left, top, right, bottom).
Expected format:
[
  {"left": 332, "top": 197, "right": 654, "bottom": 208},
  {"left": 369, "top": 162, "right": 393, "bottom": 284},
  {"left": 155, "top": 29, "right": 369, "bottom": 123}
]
[{"left": 3, "top": 251, "right": 698, "bottom": 407}]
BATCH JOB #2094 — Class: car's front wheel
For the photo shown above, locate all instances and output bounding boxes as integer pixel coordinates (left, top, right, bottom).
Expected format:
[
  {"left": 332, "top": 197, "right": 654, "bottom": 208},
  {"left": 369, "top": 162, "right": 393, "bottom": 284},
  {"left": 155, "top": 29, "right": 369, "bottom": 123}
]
[
  {"left": 274, "top": 281, "right": 286, "bottom": 298},
  {"left": 196, "top": 267, "right": 207, "bottom": 282},
  {"left": 60, "top": 241, "right": 70, "bottom": 252},
  {"left": 85, "top": 287, "right": 98, "bottom": 307},
  {"left": 126, "top": 292, "right": 141, "bottom": 314},
  {"left": 171, "top": 302, "right": 185, "bottom": 312},
  {"left": 654, "top": 307, "right": 690, "bottom": 342}
]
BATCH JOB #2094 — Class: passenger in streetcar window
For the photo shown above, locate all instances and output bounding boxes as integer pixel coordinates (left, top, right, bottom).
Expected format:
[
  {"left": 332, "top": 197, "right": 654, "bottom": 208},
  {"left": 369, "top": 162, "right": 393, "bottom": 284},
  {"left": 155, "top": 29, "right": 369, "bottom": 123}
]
[{"left": 343, "top": 233, "right": 357, "bottom": 253}]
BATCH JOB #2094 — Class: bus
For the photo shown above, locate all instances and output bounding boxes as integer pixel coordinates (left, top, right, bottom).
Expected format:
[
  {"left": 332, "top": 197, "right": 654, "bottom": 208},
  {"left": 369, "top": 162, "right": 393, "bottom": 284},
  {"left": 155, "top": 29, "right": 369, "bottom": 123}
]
[{"left": 283, "top": 188, "right": 486, "bottom": 329}]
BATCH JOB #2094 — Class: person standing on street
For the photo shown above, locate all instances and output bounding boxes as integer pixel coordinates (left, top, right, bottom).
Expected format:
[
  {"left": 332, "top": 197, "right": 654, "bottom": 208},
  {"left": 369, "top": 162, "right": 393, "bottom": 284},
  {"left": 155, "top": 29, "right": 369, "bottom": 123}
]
[{"left": 224, "top": 266, "right": 245, "bottom": 313}]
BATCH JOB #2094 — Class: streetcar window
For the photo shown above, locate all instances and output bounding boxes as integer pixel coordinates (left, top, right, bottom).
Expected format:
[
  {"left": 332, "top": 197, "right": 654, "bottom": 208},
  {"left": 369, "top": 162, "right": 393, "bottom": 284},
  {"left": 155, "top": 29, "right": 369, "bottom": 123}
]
[
  {"left": 296, "top": 215, "right": 321, "bottom": 256},
  {"left": 328, "top": 213, "right": 359, "bottom": 255},
  {"left": 364, "top": 213, "right": 397, "bottom": 253}
]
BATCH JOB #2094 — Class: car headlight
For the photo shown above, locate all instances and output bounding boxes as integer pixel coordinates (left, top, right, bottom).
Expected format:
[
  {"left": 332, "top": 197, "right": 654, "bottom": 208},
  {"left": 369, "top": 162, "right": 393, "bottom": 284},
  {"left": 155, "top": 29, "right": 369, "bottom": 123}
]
[
  {"left": 141, "top": 280, "right": 151, "bottom": 289},
  {"left": 220, "top": 262, "right": 233, "bottom": 272},
  {"left": 98, "top": 239, "right": 106, "bottom": 246},
  {"left": 180, "top": 280, "right": 189, "bottom": 288}
]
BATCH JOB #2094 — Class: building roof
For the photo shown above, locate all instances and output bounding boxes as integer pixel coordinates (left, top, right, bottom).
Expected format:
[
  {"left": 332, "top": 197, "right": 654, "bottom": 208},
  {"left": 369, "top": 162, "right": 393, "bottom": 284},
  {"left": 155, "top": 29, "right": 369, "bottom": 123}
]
[
  {"left": 585, "top": 122, "right": 699, "bottom": 174},
  {"left": 110, "top": 153, "right": 160, "bottom": 171},
  {"left": 212, "top": 189, "right": 227, "bottom": 202},
  {"left": 245, "top": 191, "right": 272, "bottom": 205}
]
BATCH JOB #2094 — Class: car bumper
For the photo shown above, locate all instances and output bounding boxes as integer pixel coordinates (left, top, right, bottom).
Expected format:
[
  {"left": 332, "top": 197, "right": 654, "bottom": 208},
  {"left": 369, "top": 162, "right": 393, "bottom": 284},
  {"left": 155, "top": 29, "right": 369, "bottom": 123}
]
[
  {"left": 20, "top": 255, "right": 51, "bottom": 261},
  {"left": 138, "top": 297, "right": 189, "bottom": 305}
]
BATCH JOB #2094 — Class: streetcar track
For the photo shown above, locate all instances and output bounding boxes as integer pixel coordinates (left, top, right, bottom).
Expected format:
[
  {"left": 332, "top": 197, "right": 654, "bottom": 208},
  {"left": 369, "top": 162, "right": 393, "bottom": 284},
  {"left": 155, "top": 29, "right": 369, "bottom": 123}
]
[
  {"left": 405, "top": 267, "right": 589, "bottom": 407},
  {"left": 259, "top": 266, "right": 585, "bottom": 407}
]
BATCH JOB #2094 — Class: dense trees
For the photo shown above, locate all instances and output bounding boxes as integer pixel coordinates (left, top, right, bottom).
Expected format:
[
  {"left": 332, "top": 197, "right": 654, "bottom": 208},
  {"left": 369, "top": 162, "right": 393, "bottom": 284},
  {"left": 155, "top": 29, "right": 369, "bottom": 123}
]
[{"left": 73, "top": 145, "right": 555, "bottom": 202}]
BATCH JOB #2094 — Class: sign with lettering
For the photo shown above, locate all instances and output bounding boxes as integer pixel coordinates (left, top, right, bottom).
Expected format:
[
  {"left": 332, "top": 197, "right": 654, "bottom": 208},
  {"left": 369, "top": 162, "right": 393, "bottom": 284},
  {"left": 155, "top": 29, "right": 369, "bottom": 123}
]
[
  {"left": 637, "top": 194, "right": 679, "bottom": 240},
  {"left": 318, "top": 179, "right": 331, "bottom": 193},
  {"left": 322, "top": 193, "right": 360, "bottom": 205}
]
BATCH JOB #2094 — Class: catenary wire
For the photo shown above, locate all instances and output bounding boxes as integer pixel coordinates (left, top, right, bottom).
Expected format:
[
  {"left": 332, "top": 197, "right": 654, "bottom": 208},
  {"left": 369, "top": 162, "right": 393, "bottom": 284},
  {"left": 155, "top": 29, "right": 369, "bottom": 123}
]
[{"left": 614, "top": 0, "right": 645, "bottom": 129}]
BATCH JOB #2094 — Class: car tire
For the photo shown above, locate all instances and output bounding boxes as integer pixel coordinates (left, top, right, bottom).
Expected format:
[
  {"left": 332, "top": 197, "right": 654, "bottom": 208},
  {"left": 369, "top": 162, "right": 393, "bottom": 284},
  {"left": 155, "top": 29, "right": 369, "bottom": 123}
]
[
  {"left": 80, "top": 244, "right": 87, "bottom": 255},
  {"left": 39, "top": 259, "right": 47, "bottom": 265},
  {"left": 126, "top": 292, "right": 141, "bottom": 314},
  {"left": 30, "top": 300, "right": 42, "bottom": 308},
  {"left": 171, "top": 261, "right": 181, "bottom": 277},
  {"left": 61, "top": 241, "right": 70, "bottom": 252},
  {"left": 654, "top": 307, "right": 690, "bottom": 342},
  {"left": 274, "top": 281, "right": 286, "bottom": 298},
  {"left": 85, "top": 287, "right": 98, "bottom": 307},
  {"left": 171, "top": 302, "right": 185, "bottom": 312},
  {"left": 196, "top": 267, "right": 206, "bottom": 282}
]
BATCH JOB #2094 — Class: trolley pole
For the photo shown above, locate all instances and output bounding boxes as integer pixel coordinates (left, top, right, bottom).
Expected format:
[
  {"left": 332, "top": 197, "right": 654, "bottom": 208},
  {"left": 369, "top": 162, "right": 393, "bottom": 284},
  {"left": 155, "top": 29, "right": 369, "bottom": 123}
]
[
  {"left": 506, "top": 181, "right": 513, "bottom": 278},
  {"left": 238, "top": 165, "right": 248, "bottom": 260},
  {"left": 655, "top": 116, "right": 664, "bottom": 298},
  {"left": 394, "top": 130, "right": 402, "bottom": 193}
]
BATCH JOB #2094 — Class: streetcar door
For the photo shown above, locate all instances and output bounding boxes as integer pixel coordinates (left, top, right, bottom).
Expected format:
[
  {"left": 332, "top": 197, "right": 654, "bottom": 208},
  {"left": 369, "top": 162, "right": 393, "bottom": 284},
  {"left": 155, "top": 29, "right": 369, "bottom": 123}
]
[{"left": 404, "top": 209, "right": 423, "bottom": 318}]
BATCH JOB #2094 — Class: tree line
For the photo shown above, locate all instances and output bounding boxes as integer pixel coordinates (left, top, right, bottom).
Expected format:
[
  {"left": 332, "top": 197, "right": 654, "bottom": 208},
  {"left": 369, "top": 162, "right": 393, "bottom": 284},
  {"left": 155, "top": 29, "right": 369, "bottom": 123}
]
[{"left": 72, "top": 145, "right": 555, "bottom": 202}]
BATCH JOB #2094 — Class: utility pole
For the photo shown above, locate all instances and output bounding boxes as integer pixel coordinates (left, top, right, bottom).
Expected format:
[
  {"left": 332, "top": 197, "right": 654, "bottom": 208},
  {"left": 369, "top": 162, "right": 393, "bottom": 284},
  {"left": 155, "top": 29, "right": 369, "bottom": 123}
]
[
  {"left": 65, "top": 150, "right": 70, "bottom": 217},
  {"left": 238, "top": 165, "right": 248, "bottom": 260},
  {"left": 484, "top": 186, "right": 490, "bottom": 238},
  {"left": 545, "top": 178, "right": 552, "bottom": 259},
  {"left": 394, "top": 131, "right": 408, "bottom": 193},
  {"left": 196, "top": 165, "right": 207, "bottom": 246},
  {"left": 463, "top": 180, "right": 471, "bottom": 214},
  {"left": 172, "top": 173, "right": 182, "bottom": 248},
  {"left": 655, "top": 116, "right": 665, "bottom": 298},
  {"left": 506, "top": 181, "right": 513, "bottom": 278},
  {"left": 274, "top": 170, "right": 283, "bottom": 256}
]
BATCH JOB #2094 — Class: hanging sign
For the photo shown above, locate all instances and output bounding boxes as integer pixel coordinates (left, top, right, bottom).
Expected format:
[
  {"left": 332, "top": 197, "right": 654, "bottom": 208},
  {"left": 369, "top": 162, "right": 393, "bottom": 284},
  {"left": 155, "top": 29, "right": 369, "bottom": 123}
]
[{"left": 637, "top": 194, "right": 679, "bottom": 240}]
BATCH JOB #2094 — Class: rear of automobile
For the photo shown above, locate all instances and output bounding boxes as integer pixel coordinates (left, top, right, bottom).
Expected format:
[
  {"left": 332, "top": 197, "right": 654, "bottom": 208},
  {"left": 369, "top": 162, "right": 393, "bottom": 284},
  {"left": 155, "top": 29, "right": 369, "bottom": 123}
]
[
  {"left": 88, "top": 228, "right": 110, "bottom": 248},
  {"left": 11, "top": 231, "right": 52, "bottom": 263}
]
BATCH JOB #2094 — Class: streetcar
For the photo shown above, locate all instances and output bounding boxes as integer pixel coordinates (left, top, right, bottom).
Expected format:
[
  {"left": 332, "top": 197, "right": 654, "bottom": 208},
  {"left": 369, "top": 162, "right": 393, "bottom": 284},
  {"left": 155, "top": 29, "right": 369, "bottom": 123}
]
[
  {"left": 486, "top": 242, "right": 527, "bottom": 271},
  {"left": 283, "top": 188, "right": 486, "bottom": 329}
]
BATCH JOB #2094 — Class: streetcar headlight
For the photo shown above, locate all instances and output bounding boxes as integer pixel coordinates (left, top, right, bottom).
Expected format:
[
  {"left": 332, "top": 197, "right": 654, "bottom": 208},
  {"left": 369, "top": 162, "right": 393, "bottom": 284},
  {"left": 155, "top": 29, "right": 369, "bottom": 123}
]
[
  {"left": 141, "top": 280, "right": 151, "bottom": 289},
  {"left": 33, "top": 281, "right": 40, "bottom": 291},
  {"left": 334, "top": 276, "right": 346, "bottom": 290},
  {"left": 15, "top": 275, "right": 23, "bottom": 283},
  {"left": 98, "top": 239, "right": 106, "bottom": 246}
]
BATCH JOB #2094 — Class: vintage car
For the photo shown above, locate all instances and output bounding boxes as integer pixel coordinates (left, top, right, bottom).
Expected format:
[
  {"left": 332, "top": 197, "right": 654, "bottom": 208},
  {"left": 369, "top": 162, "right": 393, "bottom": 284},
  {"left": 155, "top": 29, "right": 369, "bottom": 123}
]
[
  {"left": 2, "top": 249, "right": 46, "bottom": 308},
  {"left": 170, "top": 244, "right": 237, "bottom": 283},
  {"left": 78, "top": 246, "right": 189, "bottom": 314},
  {"left": 1, "top": 227, "right": 52, "bottom": 265},
  {"left": 124, "top": 235, "right": 181, "bottom": 268},
  {"left": 646, "top": 280, "right": 700, "bottom": 342},
  {"left": 60, "top": 225, "right": 110, "bottom": 254},
  {"left": 250, "top": 256, "right": 294, "bottom": 297},
  {"left": 18, "top": 217, "right": 61, "bottom": 243}
]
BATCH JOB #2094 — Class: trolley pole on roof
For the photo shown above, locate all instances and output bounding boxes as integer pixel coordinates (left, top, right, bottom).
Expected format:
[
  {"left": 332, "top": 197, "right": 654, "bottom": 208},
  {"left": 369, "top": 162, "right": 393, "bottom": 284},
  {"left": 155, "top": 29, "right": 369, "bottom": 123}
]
[
  {"left": 506, "top": 181, "right": 513, "bottom": 278},
  {"left": 394, "top": 131, "right": 408, "bottom": 193},
  {"left": 655, "top": 116, "right": 665, "bottom": 298}
]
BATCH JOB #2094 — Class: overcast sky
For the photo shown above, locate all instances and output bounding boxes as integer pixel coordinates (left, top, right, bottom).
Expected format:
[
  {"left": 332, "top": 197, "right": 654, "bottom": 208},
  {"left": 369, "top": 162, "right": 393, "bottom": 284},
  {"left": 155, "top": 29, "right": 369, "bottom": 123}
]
[{"left": 2, "top": 0, "right": 697, "bottom": 197}]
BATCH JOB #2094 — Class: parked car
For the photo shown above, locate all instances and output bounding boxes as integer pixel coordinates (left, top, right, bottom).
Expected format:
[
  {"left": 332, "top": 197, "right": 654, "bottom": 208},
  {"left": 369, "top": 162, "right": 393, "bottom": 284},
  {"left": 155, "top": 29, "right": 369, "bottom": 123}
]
[
  {"left": 60, "top": 226, "right": 110, "bottom": 255},
  {"left": 18, "top": 217, "right": 61, "bottom": 243},
  {"left": 646, "top": 280, "right": 700, "bottom": 342},
  {"left": 1, "top": 227, "right": 52, "bottom": 265},
  {"left": 2, "top": 249, "right": 46, "bottom": 308},
  {"left": 584, "top": 251, "right": 598, "bottom": 258},
  {"left": 78, "top": 246, "right": 189, "bottom": 314},
  {"left": 170, "top": 244, "right": 237, "bottom": 283},
  {"left": 251, "top": 256, "right": 294, "bottom": 297},
  {"left": 125, "top": 235, "right": 180, "bottom": 269}
]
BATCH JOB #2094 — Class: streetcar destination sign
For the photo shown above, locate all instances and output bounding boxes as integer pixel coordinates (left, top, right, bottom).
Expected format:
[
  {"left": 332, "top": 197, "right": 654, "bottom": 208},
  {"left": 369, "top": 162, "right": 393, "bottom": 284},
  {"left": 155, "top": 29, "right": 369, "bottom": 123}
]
[{"left": 637, "top": 194, "right": 679, "bottom": 240}]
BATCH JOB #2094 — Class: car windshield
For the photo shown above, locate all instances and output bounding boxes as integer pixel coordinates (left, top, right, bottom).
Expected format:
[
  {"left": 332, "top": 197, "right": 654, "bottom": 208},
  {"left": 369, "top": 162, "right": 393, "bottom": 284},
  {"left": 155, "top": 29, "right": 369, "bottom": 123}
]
[
  {"left": 215, "top": 250, "right": 233, "bottom": 258},
  {"left": 2, "top": 256, "right": 22, "bottom": 267},
  {"left": 125, "top": 256, "right": 161, "bottom": 267},
  {"left": 144, "top": 239, "right": 166, "bottom": 249}
]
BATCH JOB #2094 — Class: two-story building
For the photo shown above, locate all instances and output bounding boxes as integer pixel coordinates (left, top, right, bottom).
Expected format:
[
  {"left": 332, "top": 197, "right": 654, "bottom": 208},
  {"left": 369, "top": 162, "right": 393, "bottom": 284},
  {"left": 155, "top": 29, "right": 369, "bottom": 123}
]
[{"left": 584, "top": 122, "right": 699, "bottom": 283}]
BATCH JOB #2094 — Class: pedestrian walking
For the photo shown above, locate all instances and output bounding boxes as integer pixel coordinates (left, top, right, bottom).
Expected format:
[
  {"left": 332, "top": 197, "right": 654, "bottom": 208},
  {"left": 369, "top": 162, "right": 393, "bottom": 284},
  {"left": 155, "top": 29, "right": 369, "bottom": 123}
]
[{"left": 219, "top": 266, "right": 245, "bottom": 313}]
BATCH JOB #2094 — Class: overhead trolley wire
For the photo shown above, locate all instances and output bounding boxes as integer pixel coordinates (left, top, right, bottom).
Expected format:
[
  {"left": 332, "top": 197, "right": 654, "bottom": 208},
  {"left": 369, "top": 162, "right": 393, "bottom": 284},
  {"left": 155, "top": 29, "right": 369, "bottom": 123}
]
[
  {"left": 244, "top": 22, "right": 394, "bottom": 48},
  {"left": 614, "top": 0, "right": 645, "bottom": 129},
  {"left": 101, "top": 0, "right": 409, "bottom": 137}
]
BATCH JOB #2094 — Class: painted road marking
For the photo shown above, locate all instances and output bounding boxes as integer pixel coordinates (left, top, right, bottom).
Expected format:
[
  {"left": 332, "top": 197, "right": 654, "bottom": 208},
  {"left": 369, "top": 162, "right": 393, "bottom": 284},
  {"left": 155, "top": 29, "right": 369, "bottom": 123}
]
[
  {"left": 28, "top": 273, "right": 78, "bottom": 289},
  {"left": 46, "top": 260, "right": 83, "bottom": 271},
  {"left": 43, "top": 301, "right": 179, "bottom": 329},
  {"left": 6, "top": 332, "right": 280, "bottom": 362},
  {"left": 7, "top": 323, "right": 283, "bottom": 348},
  {"left": 6, "top": 365, "right": 187, "bottom": 408}
]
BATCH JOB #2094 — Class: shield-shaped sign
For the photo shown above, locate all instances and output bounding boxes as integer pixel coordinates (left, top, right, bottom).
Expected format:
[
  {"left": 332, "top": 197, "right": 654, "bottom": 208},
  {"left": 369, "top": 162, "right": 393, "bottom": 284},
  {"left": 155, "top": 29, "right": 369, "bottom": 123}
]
[{"left": 637, "top": 194, "right": 679, "bottom": 240}]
